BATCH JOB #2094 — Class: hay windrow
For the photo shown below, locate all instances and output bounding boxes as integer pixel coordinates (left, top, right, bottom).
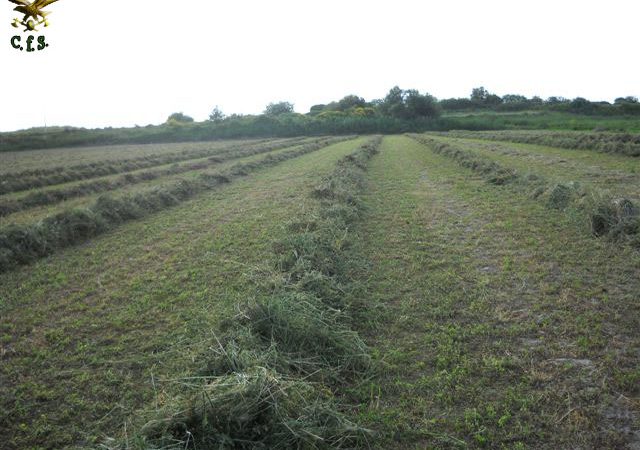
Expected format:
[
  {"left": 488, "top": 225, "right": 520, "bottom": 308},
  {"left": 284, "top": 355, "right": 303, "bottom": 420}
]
[
  {"left": 137, "top": 368, "right": 368, "bottom": 450},
  {"left": 441, "top": 130, "right": 640, "bottom": 157},
  {"left": 0, "top": 137, "right": 354, "bottom": 273},
  {"left": 0, "top": 138, "right": 312, "bottom": 195},
  {"left": 124, "top": 137, "right": 382, "bottom": 449},
  {"left": 409, "top": 134, "right": 640, "bottom": 246},
  {"left": 0, "top": 138, "right": 330, "bottom": 218}
]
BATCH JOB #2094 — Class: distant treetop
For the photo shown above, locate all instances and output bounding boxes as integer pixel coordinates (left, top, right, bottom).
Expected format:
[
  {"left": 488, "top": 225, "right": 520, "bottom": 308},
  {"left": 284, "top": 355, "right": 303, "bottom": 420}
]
[
  {"left": 264, "top": 102, "right": 295, "bottom": 116},
  {"left": 166, "top": 112, "right": 194, "bottom": 124}
]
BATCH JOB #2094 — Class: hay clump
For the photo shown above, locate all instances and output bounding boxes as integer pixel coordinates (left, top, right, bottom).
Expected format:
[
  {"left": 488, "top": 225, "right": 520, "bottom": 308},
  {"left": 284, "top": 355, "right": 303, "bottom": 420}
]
[
  {"left": 546, "top": 183, "right": 577, "bottom": 210},
  {"left": 589, "top": 197, "right": 639, "bottom": 238},
  {"left": 140, "top": 368, "right": 369, "bottom": 450},
  {"left": 246, "top": 293, "right": 371, "bottom": 375}
]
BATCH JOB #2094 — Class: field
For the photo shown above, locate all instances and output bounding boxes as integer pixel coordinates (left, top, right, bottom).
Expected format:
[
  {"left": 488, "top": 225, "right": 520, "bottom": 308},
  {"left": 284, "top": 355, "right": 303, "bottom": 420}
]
[{"left": 1, "top": 134, "right": 639, "bottom": 449}]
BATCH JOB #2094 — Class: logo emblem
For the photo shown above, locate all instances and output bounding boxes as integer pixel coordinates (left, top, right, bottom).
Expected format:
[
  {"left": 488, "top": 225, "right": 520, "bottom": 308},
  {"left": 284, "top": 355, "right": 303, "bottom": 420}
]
[{"left": 10, "top": 0, "right": 58, "bottom": 32}]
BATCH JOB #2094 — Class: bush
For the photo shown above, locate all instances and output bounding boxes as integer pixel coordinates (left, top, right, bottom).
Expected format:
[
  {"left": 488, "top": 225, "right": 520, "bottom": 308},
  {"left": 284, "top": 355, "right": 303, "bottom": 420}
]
[{"left": 166, "top": 112, "right": 194, "bottom": 124}]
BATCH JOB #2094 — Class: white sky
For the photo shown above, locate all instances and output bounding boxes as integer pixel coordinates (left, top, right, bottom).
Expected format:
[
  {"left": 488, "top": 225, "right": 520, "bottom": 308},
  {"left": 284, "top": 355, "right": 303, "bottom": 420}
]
[{"left": 1, "top": 0, "right": 639, "bottom": 131}]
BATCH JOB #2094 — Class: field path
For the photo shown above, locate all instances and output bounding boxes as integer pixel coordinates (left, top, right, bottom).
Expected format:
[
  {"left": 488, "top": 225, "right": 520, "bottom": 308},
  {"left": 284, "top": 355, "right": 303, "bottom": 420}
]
[
  {"left": 358, "top": 136, "right": 640, "bottom": 449},
  {"left": 0, "top": 138, "right": 367, "bottom": 449}
]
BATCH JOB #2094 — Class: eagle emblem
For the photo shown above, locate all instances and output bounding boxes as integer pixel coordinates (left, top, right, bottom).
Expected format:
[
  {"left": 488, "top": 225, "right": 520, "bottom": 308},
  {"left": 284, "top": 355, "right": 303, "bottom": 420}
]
[{"left": 9, "top": 0, "right": 59, "bottom": 32}]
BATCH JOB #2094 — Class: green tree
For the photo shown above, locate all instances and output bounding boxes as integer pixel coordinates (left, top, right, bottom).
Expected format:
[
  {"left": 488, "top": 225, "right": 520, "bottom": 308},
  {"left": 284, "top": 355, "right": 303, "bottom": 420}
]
[
  {"left": 614, "top": 96, "right": 639, "bottom": 105},
  {"left": 378, "top": 86, "right": 439, "bottom": 119},
  {"left": 568, "top": 97, "right": 597, "bottom": 114},
  {"left": 502, "top": 94, "right": 528, "bottom": 103},
  {"left": 264, "top": 101, "right": 294, "bottom": 116},
  {"left": 471, "top": 87, "right": 490, "bottom": 103},
  {"left": 309, "top": 104, "right": 326, "bottom": 115},
  {"left": 336, "top": 95, "right": 366, "bottom": 111},
  {"left": 378, "top": 86, "right": 405, "bottom": 117},
  {"left": 471, "top": 87, "right": 501, "bottom": 108},
  {"left": 208, "top": 106, "right": 225, "bottom": 122},
  {"left": 547, "top": 96, "right": 569, "bottom": 104},
  {"left": 405, "top": 90, "right": 439, "bottom": 118},
  {"left": 166, "top": 112, "right": 194, "bottom": 123}
]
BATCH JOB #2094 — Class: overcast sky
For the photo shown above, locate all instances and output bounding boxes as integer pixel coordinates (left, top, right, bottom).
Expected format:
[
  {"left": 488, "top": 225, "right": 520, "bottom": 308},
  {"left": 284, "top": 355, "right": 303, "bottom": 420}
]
[{"left": 1, "top": 0, "right": 638, "bottom": 131}]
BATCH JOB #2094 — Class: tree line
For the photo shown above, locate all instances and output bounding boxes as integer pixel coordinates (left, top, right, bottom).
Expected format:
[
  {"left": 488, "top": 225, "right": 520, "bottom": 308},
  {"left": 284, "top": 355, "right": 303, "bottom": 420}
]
[
  {"left": 164, "top": 86, "right": 639, "bottom": 125},
  {"left": 2, "top": 86, "right": 639, "bottom": 152}
]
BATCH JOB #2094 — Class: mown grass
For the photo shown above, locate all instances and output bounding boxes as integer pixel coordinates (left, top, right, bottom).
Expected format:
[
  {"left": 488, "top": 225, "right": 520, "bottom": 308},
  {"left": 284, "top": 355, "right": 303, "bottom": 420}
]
[
  {"left": 354, "top": 136, "right": 640, "bottom": 449},
  {"left": 0, "top": 137, "right": 352, "bottom": 273},
  {"left": 0, "top": 143, "right": 316, "bottom": 227},
  {"left": 119, "top": 137, "right": 381, "bottom": 449},
  {"left": 0, "top": 137, "right": 321, "bottom": 218},
  {"left": 0, "top": 138, "right": 310, "bottom": 195},
  {"left": 1, "top": 155, "right": 242, "bottom": 227},
  {"left": 4, "top": 133, "right": 638, "bottom": 449},
  {"left": 426, "top": 135, "right": 640, "bottom": 195},
  {"left": 0, "top": 139, "right": 266, "bottom": 175},
  {"left": 411, "top": 135, "right": 640, "bottom": 247},
  {"left": 441, "top": 130, "right": 640, "bottom": 156},
  {"left": 434, "top": 135, "right": 640, "bottom": 176},
  {"left": 0, "top": 138, "right": 370, "bottom": 449}
]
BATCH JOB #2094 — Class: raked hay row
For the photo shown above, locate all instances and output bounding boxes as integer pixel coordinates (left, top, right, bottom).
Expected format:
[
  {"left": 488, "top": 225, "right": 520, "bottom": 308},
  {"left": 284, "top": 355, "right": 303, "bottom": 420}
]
[{"left": 1, "top": 133, "right": 639, "bottom": 449}]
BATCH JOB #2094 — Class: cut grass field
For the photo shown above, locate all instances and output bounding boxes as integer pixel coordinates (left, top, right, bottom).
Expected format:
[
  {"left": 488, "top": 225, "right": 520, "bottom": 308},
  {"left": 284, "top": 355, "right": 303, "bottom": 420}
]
[
  {"left": 353, "top": 136, "right": 640, "bottom": 448},
  {"left": 0, "top": 137, "right": 369, "bottom": 449},
  {"left": 0, "top": 137, "right": 352, "bottom": 272},
  {"left": 410, "top": 135, "right": 640, "bottom": 247},
  {"left": 423, "top": 135, "right": 640, "bottom": 197},
  {"left": 0, "top": 138, "right": 311, "bottom": 195},
  {"left": 1, "top": 133, "right": 639, "bottom": 449},
  {"left": 442, "top": 130, "right": 640, "bottom": 156},
  {"left": 0, "top": 138, "right": 322, "bottom": 226},
  {"left": 0, "top": 139, "right": 262, "bottom": 174}
]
